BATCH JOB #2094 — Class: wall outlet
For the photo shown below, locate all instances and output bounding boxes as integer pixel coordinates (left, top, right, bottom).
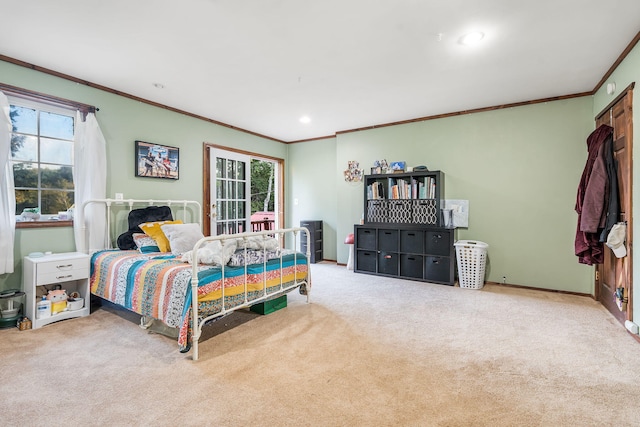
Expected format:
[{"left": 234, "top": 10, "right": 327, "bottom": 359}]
[{"left": 115, "top": 193, "right": 123, "bottom": 200}]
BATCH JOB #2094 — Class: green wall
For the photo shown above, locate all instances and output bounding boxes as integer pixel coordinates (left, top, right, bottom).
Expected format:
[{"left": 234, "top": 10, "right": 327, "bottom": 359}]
[
  {"left": 287, "top": 138, "right": 338, "bottom": 261},
  {"left": 0, "top": 60, "right": 289, "bottom": 291},
  {"left": 592, "top": 41, "right": 640, "bottom": 323},
  {"left": 289, "top": 96, "right": 599, "bottom": 295},
  {"left": 330, "top": 98, "right": 595, "bottom": 293}
]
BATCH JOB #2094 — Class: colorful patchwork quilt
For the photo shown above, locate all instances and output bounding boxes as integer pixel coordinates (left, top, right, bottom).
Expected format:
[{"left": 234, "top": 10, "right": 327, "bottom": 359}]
[{"left": 90, "top": 250, "right": 309, "bottom": 351}]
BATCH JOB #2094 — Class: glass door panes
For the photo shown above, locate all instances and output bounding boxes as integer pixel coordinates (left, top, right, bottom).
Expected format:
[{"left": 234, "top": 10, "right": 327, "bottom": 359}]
[{"left": 211, "top": 152, "right": 250, "bottom": 235}]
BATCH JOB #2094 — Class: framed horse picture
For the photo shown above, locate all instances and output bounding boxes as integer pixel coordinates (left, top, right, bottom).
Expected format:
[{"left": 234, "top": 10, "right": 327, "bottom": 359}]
[{"left": 135, "top": 140, "right": 179, "bottom": 180}]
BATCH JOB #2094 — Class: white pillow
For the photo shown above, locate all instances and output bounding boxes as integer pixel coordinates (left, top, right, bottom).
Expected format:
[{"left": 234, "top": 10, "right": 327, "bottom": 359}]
[{"left": 160, "top": 223, "right": 205, "bottom": 255}]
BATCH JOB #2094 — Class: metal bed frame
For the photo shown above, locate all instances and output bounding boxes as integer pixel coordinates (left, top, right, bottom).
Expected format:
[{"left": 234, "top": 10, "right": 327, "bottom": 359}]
[{"left": 79, "top": 198, "right": 311, "bottom": 361}]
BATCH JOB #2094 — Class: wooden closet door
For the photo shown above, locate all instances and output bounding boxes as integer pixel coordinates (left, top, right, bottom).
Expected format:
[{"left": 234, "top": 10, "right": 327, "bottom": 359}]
[{"left": 595, "top": 88, "right": 633, "bottom": 325}]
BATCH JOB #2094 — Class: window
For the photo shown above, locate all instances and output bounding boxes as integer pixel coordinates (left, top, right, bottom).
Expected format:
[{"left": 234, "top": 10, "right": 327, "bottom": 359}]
[{"left": 9, "top": 98, "right": 76, "bottom": 222}]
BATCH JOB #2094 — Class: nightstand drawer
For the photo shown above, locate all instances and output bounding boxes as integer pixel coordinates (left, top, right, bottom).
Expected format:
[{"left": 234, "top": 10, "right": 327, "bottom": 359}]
[
  {"left": 38, "top": 268, "right": 90, "bottom": 285},
  {"left": 37, "top": 257, "right": 88, "bottom": 275}
]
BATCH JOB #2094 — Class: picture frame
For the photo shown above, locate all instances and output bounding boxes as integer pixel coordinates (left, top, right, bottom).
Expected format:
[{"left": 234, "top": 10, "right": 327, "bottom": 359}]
[
  {"left": 373, "top": 160, "right": 387, "bottom": 174},
  {"left": 390, "top": 161, "right": 406, "bottom": 173},
  {"left": 344, "top": 160, "right": 363, "bottom": 182},
  {"left": 135, "top": 140, "right": 179, "bottom": 180}
]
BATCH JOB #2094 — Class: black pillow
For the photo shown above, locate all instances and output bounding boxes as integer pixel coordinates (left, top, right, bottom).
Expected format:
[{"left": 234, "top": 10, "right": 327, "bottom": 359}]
[{"left": 116, "top": 206, "right": 174, "bottom": 250}]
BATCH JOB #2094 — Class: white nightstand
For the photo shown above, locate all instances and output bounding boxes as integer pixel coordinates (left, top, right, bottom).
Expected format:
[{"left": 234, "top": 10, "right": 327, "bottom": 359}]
[{"left": 23, "top": 252, "right": 91, "bottom": 329}]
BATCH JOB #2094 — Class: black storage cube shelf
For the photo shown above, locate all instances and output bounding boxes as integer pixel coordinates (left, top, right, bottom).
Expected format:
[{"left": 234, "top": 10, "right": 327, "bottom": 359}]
[
  {"left": 355, "top": 225, "right": 456, "bottom": 285},
  {"left": 355, "top": 170, "right": 455, "bottom": 285}
]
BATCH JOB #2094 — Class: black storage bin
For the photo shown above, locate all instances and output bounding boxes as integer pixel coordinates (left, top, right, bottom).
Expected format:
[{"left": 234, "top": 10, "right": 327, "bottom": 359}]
[
  {"left": 425, "top": 231, "right": 451, "bottom": 256},
  {"left": 356, "top": 228, "right": 376, "bottom": 250},
  {"left": 356, "top": 251, "right": 377, "bottom": 272},
  {"left": 378, "top": 229, "right": 399, "bottom": 252},
  {"left": 378, "top": 252, "right": 399, "bottom": 275},
  {"left": 400, "top": 254, "right": 423, "bottom": 279},
  {"left": 400, "top": 230, "right": 424, "bottom": 253},
  {"left": 424, "top": 256, "right": 450, "bottom": 283}
]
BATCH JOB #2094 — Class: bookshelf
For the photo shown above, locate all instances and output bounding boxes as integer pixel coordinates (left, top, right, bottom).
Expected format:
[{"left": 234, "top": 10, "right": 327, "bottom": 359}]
[
  {"left": 364, "top": 170, "right": 444, "bottom": 226},
  {"left": 355, "top": 170, "right": 456, "bottom": 285}
]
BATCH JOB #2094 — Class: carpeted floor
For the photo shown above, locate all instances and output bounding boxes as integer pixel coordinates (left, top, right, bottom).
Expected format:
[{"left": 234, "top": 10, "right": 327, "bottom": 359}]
[{"left": 1, "top": 262, "right": 639, "bottom": 426}]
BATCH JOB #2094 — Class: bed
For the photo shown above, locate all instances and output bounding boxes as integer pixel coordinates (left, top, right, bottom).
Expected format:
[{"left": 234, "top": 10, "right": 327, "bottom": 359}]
[{"left": 79, "top": 199, "right": 311, "bottom": 361}]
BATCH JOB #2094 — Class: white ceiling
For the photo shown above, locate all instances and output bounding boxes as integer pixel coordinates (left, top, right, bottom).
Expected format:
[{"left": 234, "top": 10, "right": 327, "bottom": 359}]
[{"left": 1, "top": 0, "right": 639, "bottom": 142}]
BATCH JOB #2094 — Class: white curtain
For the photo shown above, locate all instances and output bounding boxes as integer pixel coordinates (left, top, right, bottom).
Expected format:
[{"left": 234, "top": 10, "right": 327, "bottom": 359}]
[
  {"left": 73, "top": 111, "right": 108, "bottom": 253},
  {"left": 0, "top": 91, "right": 16, "bottom": 274}
]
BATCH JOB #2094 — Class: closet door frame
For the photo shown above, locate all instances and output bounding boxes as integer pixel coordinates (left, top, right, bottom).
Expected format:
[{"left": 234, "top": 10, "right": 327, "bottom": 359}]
[{"left": 594, "top": 83, "right": 634, "bottom": 325}]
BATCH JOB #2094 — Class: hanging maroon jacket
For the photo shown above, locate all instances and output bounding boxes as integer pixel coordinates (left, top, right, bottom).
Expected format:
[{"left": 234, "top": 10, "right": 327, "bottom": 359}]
[{"left": 575, "top": 124, "right": 613, "bottom": 265}]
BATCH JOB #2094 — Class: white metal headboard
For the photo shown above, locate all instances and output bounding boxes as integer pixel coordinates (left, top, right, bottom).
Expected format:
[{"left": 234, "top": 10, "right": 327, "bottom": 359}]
[{"left": 79, "top": 198, "right": 202, "bottom": 253}]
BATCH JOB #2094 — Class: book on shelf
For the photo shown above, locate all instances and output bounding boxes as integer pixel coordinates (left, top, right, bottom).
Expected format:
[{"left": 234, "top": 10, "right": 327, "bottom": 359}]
[
  {"left": 367, "top": 181, "right": 386, "bottom": 200},
  {"left": 388, "top": 178, "right": 411, "bottom": 199},
  {"left": 367, "top": 174, "right": 437, "bottom": 200}
]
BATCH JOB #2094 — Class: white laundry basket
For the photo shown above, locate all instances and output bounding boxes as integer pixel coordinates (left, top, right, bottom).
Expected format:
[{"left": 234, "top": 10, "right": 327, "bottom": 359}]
[{"left": 454, "top": 240, "right": 489, "bottom": 289}]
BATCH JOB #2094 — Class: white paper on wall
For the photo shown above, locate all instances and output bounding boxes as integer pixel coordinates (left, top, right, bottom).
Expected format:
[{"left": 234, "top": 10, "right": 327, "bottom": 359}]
[{"left": 444, "top": 199, "right": 469, "bottom": 228}]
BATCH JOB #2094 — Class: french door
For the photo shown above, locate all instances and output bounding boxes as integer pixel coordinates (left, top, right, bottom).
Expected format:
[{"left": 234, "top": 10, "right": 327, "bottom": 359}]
[
  {"left": 205, "top": 145, "right": 283, "bottom": 237},
  {"left": 210, "top": 149, "right": 251, "bottom": 236}
]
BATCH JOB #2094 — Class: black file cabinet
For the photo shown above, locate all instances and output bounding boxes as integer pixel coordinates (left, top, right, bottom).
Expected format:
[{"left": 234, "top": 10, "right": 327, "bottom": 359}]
[{"left": 300, "top": 220, "right": 323, "bottom": 263}]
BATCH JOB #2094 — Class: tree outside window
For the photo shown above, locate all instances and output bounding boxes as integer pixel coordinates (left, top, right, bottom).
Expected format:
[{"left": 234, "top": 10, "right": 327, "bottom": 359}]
[
  {"left": 10, "top": 103, "right": 75, "bottom": 217},
  {"left": 251, "top": 159, "right": 275, "bottom": 214}
]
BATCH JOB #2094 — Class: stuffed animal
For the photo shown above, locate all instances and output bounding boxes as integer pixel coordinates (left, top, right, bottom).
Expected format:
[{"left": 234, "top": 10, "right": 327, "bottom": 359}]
[{"left": 47, "top": 289, "right": 68, "bottom": 314}]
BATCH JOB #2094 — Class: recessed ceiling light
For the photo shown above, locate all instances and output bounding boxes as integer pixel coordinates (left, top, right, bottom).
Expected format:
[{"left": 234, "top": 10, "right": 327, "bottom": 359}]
[
  {"left": 299, "top": 115, "right": 311, "bottom": 124},
  {"left": 460, "top": 31, "right": 485, "bottom": 46}
]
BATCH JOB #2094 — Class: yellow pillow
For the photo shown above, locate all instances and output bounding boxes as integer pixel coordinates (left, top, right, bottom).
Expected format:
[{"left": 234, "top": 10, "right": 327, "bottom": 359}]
[{"left": 139, "top": 220, "right": 183, "bottom": 252}]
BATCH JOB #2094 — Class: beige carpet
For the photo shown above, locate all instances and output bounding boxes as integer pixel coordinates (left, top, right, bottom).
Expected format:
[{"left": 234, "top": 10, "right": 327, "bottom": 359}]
[{"left": 2, "top": 262, "right": 639, "bottom": 426}]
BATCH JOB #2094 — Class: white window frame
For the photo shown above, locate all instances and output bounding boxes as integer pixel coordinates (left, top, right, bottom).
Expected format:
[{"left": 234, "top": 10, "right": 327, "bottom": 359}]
[{"left": 8, "top": 96, "right": 77, "bottom": 223}]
